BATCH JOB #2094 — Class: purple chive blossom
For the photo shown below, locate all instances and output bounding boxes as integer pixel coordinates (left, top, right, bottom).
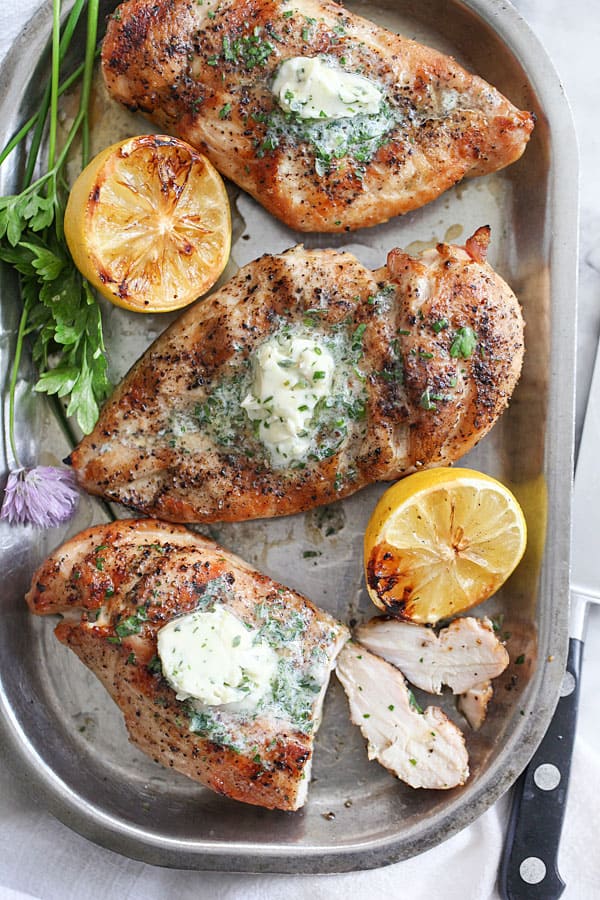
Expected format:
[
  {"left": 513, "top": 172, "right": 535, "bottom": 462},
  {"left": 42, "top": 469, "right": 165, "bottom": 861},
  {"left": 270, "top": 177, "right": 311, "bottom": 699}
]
[{"left": 0, "top": 466, "right": 79, "bottom": 528}]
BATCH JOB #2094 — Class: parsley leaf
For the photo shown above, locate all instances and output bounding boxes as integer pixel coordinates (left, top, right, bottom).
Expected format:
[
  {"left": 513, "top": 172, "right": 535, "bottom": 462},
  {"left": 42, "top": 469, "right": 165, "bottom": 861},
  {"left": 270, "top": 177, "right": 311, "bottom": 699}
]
[
  {"left": 419, "top": 388, "right": 437, "bottom": 411},
  {"left": 431, "top": 317, "right": 449, "bottom": 334},
  {"left": 147, "top": 655, "right": 163, "bottom": 676},
  {"left": 115, "top": 606, "right": 148, "bottom": 640},
  {"left": 450, "top": 326, "right": 478, "bottom": 359},
  {"left": 408, "top": 689, "right": 424, "bottom": 714},
  {"left": 351, "top": 323, "right": 367, "bottom": 354}
]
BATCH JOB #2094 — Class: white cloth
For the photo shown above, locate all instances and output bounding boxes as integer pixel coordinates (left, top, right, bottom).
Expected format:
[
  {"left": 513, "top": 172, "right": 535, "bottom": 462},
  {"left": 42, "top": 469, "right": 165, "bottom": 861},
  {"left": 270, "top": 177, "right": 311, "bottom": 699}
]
[{"left": 0, "top": 2, "right": 599, "bottom": 899}]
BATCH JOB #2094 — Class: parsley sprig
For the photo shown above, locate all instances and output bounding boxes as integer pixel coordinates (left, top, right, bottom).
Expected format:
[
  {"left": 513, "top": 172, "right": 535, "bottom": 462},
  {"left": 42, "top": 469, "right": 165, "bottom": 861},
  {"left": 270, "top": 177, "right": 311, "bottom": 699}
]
[{"left": 0, "top": 0, "right": 109, "bottom": 462}]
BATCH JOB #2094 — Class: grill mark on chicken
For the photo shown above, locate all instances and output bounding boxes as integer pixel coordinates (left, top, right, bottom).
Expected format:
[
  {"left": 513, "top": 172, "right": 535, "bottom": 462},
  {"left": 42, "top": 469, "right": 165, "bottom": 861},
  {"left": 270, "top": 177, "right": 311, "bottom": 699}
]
[
  {"left": 70, "top": 231, "right": 524, "bottom": 522},
  {"left": 101, "top": 0, "right": 534, "bottom": 232},
  {"left": 25, "top": 519, "right": 349, "bottom": 811}
]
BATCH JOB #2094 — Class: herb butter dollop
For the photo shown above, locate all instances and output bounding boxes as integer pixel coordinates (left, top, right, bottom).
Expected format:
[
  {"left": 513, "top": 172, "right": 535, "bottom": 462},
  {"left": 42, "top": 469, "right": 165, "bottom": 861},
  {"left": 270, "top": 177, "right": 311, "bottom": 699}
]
[
  {"left": 241, "top": 333, "right": 335, "bottom": 466},
  {"left": 272, "top": 56, "right": 383, "bottom": 120},
  {"left": 157, "top": 605, "right": 278, "bottom": 707}
]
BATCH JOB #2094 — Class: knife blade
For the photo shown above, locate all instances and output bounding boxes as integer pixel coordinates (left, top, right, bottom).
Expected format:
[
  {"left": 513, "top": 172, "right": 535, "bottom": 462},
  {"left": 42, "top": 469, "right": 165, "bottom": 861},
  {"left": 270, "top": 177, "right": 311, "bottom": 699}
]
[{"left": 498, "top": 339, "right": 600, "bottom": 899}]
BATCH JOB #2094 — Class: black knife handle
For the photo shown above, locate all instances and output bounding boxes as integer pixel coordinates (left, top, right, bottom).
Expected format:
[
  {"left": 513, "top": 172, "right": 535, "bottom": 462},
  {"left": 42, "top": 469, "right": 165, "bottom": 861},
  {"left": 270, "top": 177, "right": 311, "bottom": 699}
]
[{"left": 498, "top": 638, "right": 583, "bottom": 899}]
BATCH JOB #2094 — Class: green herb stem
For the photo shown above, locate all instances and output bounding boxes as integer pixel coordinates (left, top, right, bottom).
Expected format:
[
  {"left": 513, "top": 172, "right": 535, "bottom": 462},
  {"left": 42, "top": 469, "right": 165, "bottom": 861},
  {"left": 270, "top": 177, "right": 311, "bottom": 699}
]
[
  {"left": 52, "top": 1, "right": 100, "bottom": 181},
  {"left": 50, "top": 393, "right": 78, "bottom": 453},
  {"left": 3, "top": 2, "right": 86, "bottom": 183},
  {"left": 7, "top": 301, "right": 30, "bottom": 466},
  {"left": 25, "top": 0, "right": 99, "bottom": 194},
  {"left": 80, "top": 0, "right": 99, "bottom": 167},
  {"left": 58, "top": 0, "right": 87, "bottom": 57},
  {"left": 0, "top": 118, "right": 39, "bottom": 173},
  {"left": 21, "top": 59, "right": 88, "bottom": 187},
  {"left": 48, "top": 1, "right": 61, "bottom": 169}
]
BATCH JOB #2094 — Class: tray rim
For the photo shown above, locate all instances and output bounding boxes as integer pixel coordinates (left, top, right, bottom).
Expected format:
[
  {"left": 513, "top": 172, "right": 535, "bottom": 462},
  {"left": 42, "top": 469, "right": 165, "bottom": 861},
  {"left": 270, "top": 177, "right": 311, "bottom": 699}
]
[{"left": 0, "top": 0, "right": 578, "bottom": 873}]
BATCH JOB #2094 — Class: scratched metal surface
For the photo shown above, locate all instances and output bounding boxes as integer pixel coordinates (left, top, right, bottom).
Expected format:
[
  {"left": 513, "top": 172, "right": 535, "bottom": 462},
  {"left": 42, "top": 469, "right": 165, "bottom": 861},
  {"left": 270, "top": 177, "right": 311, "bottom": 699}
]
[{"left": 0, "top": 0, "right": 576, "bottom": 872}]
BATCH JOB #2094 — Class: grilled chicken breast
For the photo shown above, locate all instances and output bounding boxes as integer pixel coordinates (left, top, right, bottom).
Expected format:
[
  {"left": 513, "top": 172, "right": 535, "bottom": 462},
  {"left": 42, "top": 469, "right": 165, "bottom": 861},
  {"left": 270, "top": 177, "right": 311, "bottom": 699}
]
[
  {"left": 71, "top": 231, "right": 524, "bottom": 523},
  {"left": 336, "top": 643, "right": 469, "bottom": 789},
  {"left": 355, "top": 616, "right": 509, "bottom": 695},
  {"left": 25, "top": 519, "right": 349, "bottom": 811},
  {"left": 102, "top": 0, "right": 534, "bottom": 232}
]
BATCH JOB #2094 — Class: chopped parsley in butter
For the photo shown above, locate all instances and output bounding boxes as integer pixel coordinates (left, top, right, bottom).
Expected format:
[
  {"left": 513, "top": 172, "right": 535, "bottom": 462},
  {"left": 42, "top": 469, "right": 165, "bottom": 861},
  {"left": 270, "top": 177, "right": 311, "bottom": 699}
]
[
  {"left": 241, "top": 333, "right": 335, "bottom": 466},
  {"left": 157, "top": 605, "right": 278, "bottom": 707},
  {"left": 272, "top": 56, "right": 383, "bottom": 120}
]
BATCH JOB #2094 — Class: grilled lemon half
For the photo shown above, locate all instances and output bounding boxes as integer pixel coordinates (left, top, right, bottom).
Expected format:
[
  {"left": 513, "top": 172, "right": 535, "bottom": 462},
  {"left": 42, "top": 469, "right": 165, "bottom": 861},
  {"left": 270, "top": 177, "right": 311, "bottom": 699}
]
[
  {"left": 65, "top": 134, "right": 231, "bottom": 313},
  {"left": 364, "top": 467, "right": 527, "bottom": 624}
]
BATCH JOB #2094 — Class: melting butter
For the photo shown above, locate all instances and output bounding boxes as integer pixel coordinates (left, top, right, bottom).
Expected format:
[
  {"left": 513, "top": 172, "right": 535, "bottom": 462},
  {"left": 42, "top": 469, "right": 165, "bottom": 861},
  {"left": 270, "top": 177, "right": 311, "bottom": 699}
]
[
  {"left": 241, "top": 333, "right": 335, "bottom": 466},
  {"left": 272, "top": 56, "right": 383, "bottom": 120},
  {"left": 157, "top": 605, "right": 278, "bottom": 707}
]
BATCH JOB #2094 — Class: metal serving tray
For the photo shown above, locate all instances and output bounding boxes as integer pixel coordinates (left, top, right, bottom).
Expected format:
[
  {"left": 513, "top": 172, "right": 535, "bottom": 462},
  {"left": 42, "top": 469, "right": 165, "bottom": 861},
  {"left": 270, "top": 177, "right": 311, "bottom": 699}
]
[{"left": 0, "top": 0, "right": 577, "bottom": 873}]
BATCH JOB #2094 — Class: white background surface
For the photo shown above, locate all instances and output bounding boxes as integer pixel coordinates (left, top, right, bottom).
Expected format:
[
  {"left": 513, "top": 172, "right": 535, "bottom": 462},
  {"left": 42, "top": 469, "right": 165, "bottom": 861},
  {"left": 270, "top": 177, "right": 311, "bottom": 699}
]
[{"left": 0, "top": 1, "right": 599, "bottom": 898}]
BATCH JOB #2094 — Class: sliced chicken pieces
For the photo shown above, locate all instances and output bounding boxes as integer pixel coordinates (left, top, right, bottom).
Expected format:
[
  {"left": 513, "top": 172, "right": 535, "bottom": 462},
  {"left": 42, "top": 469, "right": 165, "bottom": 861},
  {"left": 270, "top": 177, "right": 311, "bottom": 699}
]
[
  {"left": 355, "top": 616, "right": 509, "bottom": 695},
  {"left": 458, "top": 681, "right": 494, "bottom": 730},
  {"left": 336, "top": 643, "right": 469, "bottom": 789}
]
